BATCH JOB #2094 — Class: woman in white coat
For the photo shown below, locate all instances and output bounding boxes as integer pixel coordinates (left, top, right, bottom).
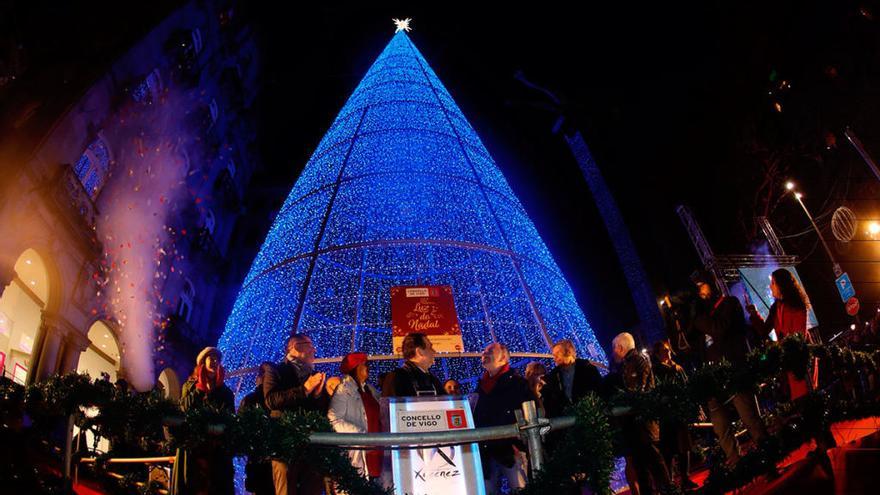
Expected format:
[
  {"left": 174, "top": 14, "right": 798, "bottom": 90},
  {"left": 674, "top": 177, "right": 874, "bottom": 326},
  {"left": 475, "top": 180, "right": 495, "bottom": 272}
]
[{"left": 328, "top": 352, "right": 384, "bottom": 481}]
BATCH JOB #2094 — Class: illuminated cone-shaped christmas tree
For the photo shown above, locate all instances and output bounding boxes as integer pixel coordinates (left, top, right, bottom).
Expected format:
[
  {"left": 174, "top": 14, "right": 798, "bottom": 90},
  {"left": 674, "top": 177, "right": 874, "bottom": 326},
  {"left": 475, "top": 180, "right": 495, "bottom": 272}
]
[{"left": 219, "top": 31, "right": 606, "bottom": 391}]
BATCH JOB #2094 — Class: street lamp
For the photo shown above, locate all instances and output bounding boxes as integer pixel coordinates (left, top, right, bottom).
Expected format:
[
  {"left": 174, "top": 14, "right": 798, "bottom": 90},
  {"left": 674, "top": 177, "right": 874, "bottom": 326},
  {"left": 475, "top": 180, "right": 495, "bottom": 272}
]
[{"left": 786, "top": 181, "right": 842, "bottom": 277}]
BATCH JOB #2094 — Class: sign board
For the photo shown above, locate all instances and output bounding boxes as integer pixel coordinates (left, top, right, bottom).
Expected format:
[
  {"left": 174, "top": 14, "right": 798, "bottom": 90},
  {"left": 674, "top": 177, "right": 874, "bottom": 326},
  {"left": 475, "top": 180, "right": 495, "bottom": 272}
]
[
  {"left": 386, "top": 396, "right": 485, "bottom": 495},
  {"left": 846, "top": 297, "right": 860, "bottom": 316},
  {"left": 391, "top": 286, "right": 463, "bottom": 353},
  {"left": 835, "top": 272, "right": 856, "bottom": 303}
]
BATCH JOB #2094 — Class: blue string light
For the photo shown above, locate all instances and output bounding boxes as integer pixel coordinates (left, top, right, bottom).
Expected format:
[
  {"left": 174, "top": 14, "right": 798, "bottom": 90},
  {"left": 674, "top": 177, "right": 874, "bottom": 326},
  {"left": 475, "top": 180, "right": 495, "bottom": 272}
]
[{"left": 218, "top": 32, "right": 606, "bottom": 394}]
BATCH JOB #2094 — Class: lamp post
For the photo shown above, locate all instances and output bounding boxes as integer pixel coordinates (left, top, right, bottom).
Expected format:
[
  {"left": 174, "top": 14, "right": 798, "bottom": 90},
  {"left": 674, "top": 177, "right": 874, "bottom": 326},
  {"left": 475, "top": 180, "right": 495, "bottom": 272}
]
[{"left": 786, "top": 181, "right": 842, "bottom": 278}]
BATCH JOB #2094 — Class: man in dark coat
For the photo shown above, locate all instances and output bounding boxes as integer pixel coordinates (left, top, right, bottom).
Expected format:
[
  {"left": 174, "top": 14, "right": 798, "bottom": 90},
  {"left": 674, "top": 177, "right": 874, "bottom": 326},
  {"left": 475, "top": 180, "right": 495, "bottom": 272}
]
[
  {"left": 382, "top": 332, "right": 445, "bottom": 397},
  {"left": 473, "top": 343, "right": 536, "bottom": 494},
  {"left": 691, "top": 277, "right": 768, "bottom": 465},
  {"left": 238, "top": 365, "right": 274, "bottom": 495},
  {"left": 652, "top": 341, "right": 697, "bottom": 490},
  {"left": 692, "top": 278, "right": 750, "bottom": 366},
  {"left": 612, "top": 333, "right": 671, "bottom": 495},
  {"left": 263, "top": 334, "right": 328, "bottom": 495},
  {"left": 542, "top": 339, "right": 602, "bottom": 418}
]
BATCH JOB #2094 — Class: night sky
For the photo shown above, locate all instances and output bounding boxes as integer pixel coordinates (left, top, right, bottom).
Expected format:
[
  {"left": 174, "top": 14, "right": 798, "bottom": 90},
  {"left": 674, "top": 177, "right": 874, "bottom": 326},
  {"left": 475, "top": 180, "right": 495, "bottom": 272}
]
[
  {"left": 245, "top": 1, "right": 880, "bottom": 344},
  {"left": 7, "top": 1, "right": 880, "bottom": 346}
]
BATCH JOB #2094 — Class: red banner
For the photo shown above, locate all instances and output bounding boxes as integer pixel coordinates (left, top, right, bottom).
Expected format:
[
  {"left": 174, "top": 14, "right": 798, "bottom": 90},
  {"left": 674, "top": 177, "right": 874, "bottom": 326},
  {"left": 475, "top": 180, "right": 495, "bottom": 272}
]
[{"left": 391, "top": 285, "right": 463, "bottom": 353}]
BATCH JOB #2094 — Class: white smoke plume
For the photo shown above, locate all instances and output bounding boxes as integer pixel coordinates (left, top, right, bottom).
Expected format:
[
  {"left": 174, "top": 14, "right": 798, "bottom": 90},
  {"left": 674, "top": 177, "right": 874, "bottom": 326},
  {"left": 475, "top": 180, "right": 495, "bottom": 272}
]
[{"left": 93, "top": 89, "right": 197, "bottom": 391}]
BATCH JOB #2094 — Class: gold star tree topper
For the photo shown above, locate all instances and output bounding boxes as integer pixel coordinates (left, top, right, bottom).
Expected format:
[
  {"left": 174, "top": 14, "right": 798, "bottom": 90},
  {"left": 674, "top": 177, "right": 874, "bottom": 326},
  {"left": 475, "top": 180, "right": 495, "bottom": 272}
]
[{"left": 393, "top": 18, "right": 412, "bottom": 33}]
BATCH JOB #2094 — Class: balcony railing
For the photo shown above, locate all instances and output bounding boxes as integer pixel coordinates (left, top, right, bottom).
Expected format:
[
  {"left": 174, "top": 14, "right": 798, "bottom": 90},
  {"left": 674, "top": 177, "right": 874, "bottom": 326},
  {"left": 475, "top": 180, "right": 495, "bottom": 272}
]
[{"left": 53, "top": 163, "right": 98, "bottom": 230}]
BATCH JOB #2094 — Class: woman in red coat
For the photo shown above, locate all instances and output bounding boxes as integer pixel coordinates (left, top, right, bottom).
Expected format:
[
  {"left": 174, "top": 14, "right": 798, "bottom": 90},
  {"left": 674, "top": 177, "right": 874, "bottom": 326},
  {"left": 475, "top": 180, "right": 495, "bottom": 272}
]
[
  {"left": 766, "top": 269, "right": 836, "bottom": 471},
  {"left": 766, "top": 268, "right": 817, "bottom": 399}
]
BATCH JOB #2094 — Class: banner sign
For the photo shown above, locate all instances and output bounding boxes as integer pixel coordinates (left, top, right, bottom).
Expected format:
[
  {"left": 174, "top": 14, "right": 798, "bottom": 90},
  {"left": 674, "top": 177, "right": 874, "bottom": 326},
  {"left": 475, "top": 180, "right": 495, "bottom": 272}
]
[
  {"left": 391, "top": 285, "right": 463, "bottom": 353},
  {"left": 395, "top": 408, "right": 469, "bottom": 433},
  {"left": 387, "top": 396, "right": 485, "bottom": 495}
]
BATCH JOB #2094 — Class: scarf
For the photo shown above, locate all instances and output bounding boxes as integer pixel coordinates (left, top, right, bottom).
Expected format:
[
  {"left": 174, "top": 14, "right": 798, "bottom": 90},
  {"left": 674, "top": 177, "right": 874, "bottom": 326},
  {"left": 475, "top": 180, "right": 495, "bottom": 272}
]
[
  {"left": 289, "top": 357, "right": 314, "bottom": 383},
  {"left": 195, "top": 363, "right": 225, "bottom": 392},
  {"left": 479, "top": 364, "right": 510, "bottom": 394}
]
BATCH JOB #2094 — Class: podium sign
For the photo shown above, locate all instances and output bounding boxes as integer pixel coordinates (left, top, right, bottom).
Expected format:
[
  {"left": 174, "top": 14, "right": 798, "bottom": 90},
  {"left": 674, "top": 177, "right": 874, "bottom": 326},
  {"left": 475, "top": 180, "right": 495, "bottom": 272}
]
[
  {"left": 387, "top": 396, "right": 485, "bottom": 495},
  {"left": 391, "top": 286, "right": 464, "bottom": 353}
]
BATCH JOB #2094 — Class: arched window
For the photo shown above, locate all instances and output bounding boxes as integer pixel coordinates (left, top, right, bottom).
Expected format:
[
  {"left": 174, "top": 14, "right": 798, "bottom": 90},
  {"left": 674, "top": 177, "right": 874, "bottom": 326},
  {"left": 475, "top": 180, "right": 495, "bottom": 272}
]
[
  {"left": 76, "top": 321, "right": 120, "bottom": 382},
  {"left": 131, "top": 68, "right": 163, "bottom": 104},
  {"left": 203, "top": 209, "right": 216, "bottom": 235},
  {"left": 74, "top": 134, "right": 112, "bottom": 199},
  {"left": 74, "top": 320, "right": 119, "bottom": 454},
  {"left": 0, "top": 249, "right": 50, "bottom": 384},
  {"left": 157, "top": 367, "right": 181, "bottom": 400},
  {"left": 177, "top": 278, "right": 195, "bottom": 323}
]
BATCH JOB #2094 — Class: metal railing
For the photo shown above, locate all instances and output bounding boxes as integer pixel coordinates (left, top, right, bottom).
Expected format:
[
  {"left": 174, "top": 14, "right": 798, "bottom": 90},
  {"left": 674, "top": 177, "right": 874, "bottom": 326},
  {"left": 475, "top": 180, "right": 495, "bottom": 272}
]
[
  {"left": 308, "top": 400, "right": 570, "bottom": 473},
  {"left": 72, "top": 400, "right": 574, "bottom": 494},
  {"left": 74, "top": 456, "right": 175, "bottom": 486}
]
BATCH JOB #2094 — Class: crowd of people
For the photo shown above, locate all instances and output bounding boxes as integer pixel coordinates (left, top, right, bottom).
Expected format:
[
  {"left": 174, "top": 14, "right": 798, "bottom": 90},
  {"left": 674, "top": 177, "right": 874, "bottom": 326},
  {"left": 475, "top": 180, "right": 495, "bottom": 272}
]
[{"left": 172, "top": 267, "right": 847, "bottom": 495}]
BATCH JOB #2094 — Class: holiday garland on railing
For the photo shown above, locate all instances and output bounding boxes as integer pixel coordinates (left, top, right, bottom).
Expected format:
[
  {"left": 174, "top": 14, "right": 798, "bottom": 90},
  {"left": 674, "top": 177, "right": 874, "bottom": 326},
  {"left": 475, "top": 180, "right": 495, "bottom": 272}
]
[
  {"left": 170, "top": 404, "right": 391, "bottom": 495},
  {"left": 602, "top": 336, "right": 880, "bottom": 494},
  {"left": 1, "top": 373, "right": 390, "bottom": 495},
  {"left": 1, "top": 335, "right": 879, "bottom": 495},
  {"left": 518, "top": 394, "right": 615, "bottom": 495},
  {"left": 699, "top": 393, "right": 880, "bottom": 495}
]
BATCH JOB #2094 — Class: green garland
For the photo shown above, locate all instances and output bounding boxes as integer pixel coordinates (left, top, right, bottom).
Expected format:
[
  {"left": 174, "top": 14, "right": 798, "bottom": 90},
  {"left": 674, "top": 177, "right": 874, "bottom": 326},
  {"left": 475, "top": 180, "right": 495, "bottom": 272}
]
[
  {"left": 700, "top": 394, "right": 880, "bottom": 494},
  {"left": 168, "top": 402, "right": 390, "bottom": 495},
  {"left": 519, "top": 394, "right": 616, "bottom": 495},
  {"left": 604, "top": 336, "right": 880, "bottom": 494},
  {"left": 3, "top": 336, "right": 879, "bottom": 495},
  {"left": 8, "top": 374, "right": 390, "bottom": 495}
]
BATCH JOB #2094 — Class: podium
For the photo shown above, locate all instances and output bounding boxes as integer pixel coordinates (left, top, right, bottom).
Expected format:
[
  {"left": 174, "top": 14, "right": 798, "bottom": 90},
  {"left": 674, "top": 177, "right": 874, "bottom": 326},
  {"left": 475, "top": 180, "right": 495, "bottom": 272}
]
[{"left": 383, "top": 395, "right": 485, "bottom": 495}]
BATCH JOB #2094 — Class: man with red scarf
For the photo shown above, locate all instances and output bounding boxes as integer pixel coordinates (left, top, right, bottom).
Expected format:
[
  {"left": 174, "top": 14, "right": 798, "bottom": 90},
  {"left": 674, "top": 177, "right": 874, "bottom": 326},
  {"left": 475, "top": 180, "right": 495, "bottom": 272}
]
[{"left": 473, "top": 342, "right": 535, "bottom": 494}]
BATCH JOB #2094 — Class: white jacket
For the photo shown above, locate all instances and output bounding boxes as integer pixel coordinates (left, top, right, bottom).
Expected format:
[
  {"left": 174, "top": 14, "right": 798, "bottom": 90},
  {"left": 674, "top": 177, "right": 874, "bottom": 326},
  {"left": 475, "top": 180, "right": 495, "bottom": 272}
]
[{"left": 328, "top": 375, "right": 381, "bottom": 477}]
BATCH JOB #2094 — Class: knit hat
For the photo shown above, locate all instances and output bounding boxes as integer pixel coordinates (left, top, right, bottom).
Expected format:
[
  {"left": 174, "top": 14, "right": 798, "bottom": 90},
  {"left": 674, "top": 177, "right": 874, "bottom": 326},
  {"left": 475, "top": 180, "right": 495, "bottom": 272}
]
[
  {"left": 340, "top": 352, "right": 368, "bottom": 374},
  {"left": 196, "top": 347, "right": 222, "bottom": 366}
]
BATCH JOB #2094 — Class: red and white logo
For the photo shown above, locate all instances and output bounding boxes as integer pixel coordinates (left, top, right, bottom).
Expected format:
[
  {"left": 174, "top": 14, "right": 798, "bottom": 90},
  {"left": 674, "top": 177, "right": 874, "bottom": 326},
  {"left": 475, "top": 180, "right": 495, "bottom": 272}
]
[{"left": 446, "top": 409, "right": 467, "bottom": 429}]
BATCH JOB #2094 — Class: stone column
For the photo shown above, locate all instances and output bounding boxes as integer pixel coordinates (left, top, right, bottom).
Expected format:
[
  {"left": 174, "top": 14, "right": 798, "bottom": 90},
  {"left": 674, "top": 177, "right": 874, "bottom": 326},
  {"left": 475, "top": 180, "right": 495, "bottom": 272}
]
[
  {"left": 31, "top": 313, "right": 68, "bottom": 383},
  {"left": 59, "top": 330, "right": 91, "bottom": 374}
]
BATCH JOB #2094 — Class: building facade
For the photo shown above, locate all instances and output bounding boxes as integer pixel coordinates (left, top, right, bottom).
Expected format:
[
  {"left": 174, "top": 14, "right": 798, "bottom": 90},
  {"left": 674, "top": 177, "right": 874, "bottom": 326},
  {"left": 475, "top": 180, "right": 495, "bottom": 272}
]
[{"left": 0, "top": 0, "right": 260, "bottom": 395}]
